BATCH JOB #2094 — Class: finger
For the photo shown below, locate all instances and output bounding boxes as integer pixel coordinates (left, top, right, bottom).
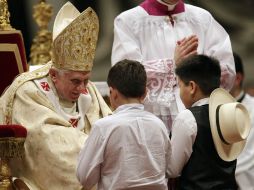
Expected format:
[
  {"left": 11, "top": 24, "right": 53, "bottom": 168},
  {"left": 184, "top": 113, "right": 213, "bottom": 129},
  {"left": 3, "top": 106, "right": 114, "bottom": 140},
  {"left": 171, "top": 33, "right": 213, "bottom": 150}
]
[
  {"left": 186, "top": 35, "right": 198, "bottom": 41},
  {"left": 177, "top": 37, "right": 186, "bottom": 45},
  {"left": 182, "top": 35, "right": 198, "bottom": 47},
  {"left": 179, "top": 39, "right": 198, "bottom": 55},
  {"left": 179, "top": 40, "right": 198, "bottom": 56},
  {"left": 187, "top": 41, "right": 198, "bottom": 53},
  {"left": 184, "top": 50, "right": 198, "bottom": 58}
]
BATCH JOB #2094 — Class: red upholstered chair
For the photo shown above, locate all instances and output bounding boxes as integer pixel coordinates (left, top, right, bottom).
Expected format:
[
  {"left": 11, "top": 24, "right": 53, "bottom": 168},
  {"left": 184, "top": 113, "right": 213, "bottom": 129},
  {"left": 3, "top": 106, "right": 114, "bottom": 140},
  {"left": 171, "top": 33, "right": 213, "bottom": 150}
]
[
  {"left": 0, "top": 125, "right": 29, "bottom": 190},
  {"left": 0, "top": 2, "right": 30, "bottom": 189},
  {"left": 0, "top": 30, "right": 28, "bottom": 95}
]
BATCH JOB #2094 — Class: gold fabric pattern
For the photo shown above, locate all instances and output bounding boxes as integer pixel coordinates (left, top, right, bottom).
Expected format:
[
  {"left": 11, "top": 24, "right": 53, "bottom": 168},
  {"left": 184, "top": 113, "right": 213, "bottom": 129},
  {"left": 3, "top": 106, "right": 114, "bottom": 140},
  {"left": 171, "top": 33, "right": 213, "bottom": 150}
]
[
  {"left": 0, "top": 137, "right": 26, "bottom": 158},
  {"left": 52, "top": 7, "right": 99, "bottom": 71}
]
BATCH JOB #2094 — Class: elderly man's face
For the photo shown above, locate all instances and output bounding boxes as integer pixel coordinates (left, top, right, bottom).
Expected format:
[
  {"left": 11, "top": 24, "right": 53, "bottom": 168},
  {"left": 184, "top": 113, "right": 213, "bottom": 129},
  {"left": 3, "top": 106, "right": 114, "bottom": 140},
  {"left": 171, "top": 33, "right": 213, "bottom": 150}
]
[{"left": 50, "top": 68, "right": 91, "bottom": 102}]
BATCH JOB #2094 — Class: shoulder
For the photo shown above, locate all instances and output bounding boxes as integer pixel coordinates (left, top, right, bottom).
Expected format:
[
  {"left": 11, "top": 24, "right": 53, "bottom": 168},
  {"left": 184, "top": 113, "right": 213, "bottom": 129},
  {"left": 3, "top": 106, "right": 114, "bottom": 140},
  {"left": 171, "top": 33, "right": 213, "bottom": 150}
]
[
  {"left": 185, "top": 4, "right": 213, "bottom": 18},
  {"left": 174, "top": 109, "right": 197, "bottom": 129},
  {"left": 141, "top": 110, "right": 170, "bottom": 133},
  {"left": 175, "top": 109, "right": 195, "bottom": 122},
  {"left": 92, "top": 114, "right": 120, "bottom": 133},
  {"left": 16, "top": 79, "right": 49, "bottom": 102},
  {"left": 173, "top": 109, "right": 197, "bottom": 136},
  {"left": 16, "top": 80, "right": 38, "bottom": 93},
  {"left": 144, "top": 110, "right": 166, "bottom": 124},
  {"left": 115, "top": 6, "right": 147, "bottom": 24},
  {"left": 93, "top": 114, "right": 114, "bottom": 126},
  {"left": 244, "top": 94, "right": 254, "bottom": 103},
  {"left": 91, "top": 113, "right": 127, "bottom": 140},
  {"left": 2, "top": 76, "right": 39, "bottom": 100},
  {"left": 243, "top": 94, "right": 254, "bottom": 112},
  {"left": 185, "top": 4, "right": 214, "bottom": 24},
  {"left": 94, "top": 109, "right": 166, "bottom": 130},
  {"left": 2, "top": 64, "right": 50, "bottom": 98}
]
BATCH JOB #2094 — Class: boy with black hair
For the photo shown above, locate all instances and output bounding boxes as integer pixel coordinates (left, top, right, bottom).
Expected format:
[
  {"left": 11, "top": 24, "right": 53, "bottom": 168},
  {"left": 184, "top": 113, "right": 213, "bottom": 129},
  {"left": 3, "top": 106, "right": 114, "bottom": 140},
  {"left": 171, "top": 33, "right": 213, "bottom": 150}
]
[
  {"left": 169, "top": 54, "right": 250, "bottom": 189},
  {"left": 77, "top": 59, "right": 172, "bottom": 190}
]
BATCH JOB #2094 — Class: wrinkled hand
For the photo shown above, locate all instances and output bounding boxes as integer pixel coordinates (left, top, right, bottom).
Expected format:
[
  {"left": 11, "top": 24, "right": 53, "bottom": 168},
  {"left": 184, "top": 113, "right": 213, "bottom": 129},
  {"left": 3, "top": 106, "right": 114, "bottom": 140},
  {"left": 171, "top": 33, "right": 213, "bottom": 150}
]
[{"left": 174, "top": 35, "right": 198, "bottom": 65}]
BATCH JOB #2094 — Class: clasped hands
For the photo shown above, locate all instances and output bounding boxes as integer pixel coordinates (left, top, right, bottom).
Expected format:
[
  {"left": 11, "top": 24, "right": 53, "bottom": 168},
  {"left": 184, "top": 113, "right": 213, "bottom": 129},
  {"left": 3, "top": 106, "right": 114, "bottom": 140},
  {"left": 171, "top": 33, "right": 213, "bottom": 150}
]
[{"left": 174, "top": 35, "right": 199, "bottom": 65}]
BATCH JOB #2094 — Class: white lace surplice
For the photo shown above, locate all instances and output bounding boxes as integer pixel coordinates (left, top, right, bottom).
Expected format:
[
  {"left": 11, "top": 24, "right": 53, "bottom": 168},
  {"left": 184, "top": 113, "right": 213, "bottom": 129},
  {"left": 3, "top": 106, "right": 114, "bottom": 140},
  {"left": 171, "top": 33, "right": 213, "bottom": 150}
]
[{"left": 143, "top": 59, "right": 178, "bottom": 132}]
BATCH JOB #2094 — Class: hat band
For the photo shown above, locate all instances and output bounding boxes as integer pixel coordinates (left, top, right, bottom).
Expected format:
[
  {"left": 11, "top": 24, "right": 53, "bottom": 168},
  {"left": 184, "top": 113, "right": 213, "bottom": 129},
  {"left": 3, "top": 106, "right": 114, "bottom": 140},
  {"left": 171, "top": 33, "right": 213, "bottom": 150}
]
[
  {"left": 216, "top": 104, "right": 230, "bottom": 145},
  {"left": 237, "top": 93, "right": 245, "bottom": 103}
]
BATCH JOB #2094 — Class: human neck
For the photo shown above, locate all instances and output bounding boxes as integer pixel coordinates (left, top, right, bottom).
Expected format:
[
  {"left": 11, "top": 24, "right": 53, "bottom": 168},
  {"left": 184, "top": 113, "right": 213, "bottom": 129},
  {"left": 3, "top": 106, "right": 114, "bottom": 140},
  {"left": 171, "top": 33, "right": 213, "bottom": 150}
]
[
  {"left": 157, "top": 0, "right": 179, "bottom": 10},
  {"left": 59, "top": 97, "right": 76, "bottom": 108},
  {"left": 230, "top": 87, "right": 242, "bottom": 99},
  {"left": 114, "top": 97, "right": 143, "bottom": 109},
  {"left": 193, "top": 92, "right": 209, "bottom": 104},
  {"left": 121, "top": 97, "right": 142, "bottom": 105}
]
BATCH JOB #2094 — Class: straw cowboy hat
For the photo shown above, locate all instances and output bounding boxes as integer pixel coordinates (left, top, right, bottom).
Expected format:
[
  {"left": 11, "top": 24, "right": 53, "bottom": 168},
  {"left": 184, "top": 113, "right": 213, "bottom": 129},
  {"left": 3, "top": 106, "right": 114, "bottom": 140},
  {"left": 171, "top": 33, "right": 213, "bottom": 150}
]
[{"left": 209, "top": 88, "right": 251, "bottom": 161}]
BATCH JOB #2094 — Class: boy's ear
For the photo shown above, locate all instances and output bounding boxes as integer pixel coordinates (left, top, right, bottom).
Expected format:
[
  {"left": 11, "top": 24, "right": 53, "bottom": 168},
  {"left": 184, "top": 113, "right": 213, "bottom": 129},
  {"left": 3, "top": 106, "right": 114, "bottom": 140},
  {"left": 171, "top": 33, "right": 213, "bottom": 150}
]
[
  {"left": 140, "top": 87, "right": 148, "bottom": 103},
  {"left": 235, "top": 73, "right": 244, "bottom": 86},
  {"left": 189, "top": 81, "right": 197, "bottom": 95},
  {"left": 109, "top": 87, "right": 118, "bottom": 100}
]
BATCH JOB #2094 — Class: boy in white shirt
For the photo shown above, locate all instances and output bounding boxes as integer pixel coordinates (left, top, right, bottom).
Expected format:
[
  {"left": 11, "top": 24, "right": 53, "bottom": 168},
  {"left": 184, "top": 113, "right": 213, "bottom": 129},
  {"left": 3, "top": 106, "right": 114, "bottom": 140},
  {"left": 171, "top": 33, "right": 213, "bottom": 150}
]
[{"left": 77, "top": 59, "right": 172, "bottom": 190}]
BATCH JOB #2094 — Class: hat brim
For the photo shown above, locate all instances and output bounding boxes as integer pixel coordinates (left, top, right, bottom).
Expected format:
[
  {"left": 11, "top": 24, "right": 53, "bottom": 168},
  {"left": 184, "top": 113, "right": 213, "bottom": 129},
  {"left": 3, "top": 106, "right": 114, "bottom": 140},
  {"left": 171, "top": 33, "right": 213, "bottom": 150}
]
[{"left": 209, "top": 88, "right": 246, "bottom": 161}]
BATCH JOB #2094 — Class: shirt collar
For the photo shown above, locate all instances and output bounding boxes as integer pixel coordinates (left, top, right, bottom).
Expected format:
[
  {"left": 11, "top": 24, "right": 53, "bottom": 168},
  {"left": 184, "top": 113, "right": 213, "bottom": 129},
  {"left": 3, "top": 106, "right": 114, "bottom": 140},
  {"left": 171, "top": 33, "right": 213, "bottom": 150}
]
[
  {"left": 192, "top": 97, "right": 209, "bottom": 107},
  {"left": 140, "top": 0, "right": 185, "bottom": 16},
  {"left": 114, "top": 103, "right": 144, "bottom": 114}
]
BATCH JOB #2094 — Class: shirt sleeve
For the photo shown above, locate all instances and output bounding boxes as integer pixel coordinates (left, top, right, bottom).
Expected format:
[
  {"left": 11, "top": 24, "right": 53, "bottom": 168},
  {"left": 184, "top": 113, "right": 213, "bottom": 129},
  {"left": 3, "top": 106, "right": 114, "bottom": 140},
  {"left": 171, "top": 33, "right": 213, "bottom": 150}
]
[
  {"left": 77, "top": 124, "right": 105, "bottom": 189},
  {"left": 203, "top": 14, "right": 236, "bottom": 91},
  {"left": 168, "top": 109, "right": 197, "bottom": 177},
  {"left": 111, "top": 16, "right": 142, "bottom": 65}
]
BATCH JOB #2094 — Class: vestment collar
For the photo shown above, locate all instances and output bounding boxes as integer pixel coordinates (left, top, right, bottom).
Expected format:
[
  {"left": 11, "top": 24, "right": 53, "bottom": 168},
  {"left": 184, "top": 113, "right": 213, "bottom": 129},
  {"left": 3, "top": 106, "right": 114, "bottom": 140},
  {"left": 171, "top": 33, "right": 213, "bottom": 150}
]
[
  {"left": 140, "top": 0, "right": 185, "bottom": 16},
  {"left": 192, "top": 97, "right": 209, "bottom": 107},
  {"left": 114, "top": 104, "right": 144, "bottom": 114}
]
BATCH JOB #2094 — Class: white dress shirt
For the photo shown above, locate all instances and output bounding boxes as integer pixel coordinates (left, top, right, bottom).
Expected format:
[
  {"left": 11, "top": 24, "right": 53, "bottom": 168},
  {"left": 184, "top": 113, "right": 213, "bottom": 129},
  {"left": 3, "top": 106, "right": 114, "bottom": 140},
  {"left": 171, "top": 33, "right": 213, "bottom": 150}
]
[
  {"left": 169, "top": 98, "right": 209, "bottom": 177},
  {"left": 77, "top": 104, "right": 171, "bottom": 190},
  {"left": 235, "top": 92, "right": 254, "bottom": 190}
]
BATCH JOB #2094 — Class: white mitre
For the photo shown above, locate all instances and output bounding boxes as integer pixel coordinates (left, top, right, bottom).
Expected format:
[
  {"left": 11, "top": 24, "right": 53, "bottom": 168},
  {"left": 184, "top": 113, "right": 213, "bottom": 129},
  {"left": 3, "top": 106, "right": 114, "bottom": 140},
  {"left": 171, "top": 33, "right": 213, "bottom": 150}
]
[{"left": 52, "top": 2, "right": 80, "bottom": 40}]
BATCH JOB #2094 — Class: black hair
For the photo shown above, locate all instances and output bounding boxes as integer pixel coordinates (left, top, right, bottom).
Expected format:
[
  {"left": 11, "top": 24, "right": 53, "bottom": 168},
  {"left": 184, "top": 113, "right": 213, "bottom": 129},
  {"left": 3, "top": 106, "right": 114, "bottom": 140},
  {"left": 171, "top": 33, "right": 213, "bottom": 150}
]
[
  {"left": 175, "top": 54, "right": 221, "bottom": 95},
  {"left": 233, "top": 52, "right": 244, "bottom": 75},
  {"left": 107, "top": 59, "right": 147, "bottom": 98}
]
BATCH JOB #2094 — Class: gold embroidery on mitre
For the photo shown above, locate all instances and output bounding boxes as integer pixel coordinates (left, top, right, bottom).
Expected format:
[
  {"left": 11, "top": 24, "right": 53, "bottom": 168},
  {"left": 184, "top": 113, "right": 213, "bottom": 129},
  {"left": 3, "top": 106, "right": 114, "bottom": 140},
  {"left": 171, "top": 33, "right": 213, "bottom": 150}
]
[{"left": 52, "top": 7, "right": 99, "bottom": 71}]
